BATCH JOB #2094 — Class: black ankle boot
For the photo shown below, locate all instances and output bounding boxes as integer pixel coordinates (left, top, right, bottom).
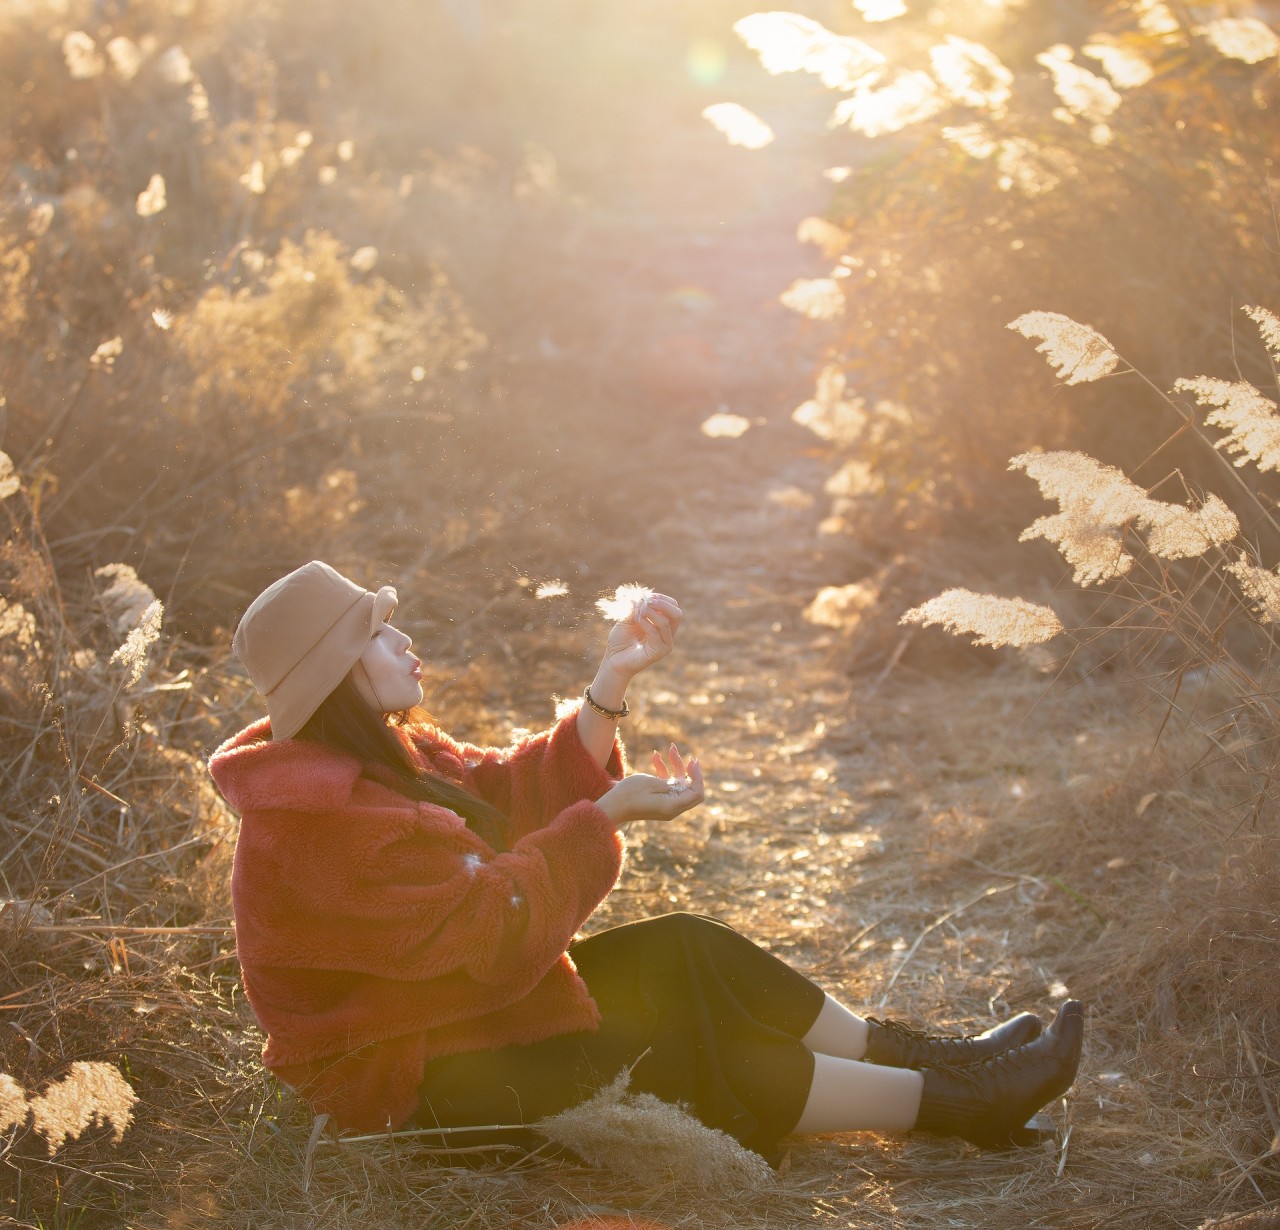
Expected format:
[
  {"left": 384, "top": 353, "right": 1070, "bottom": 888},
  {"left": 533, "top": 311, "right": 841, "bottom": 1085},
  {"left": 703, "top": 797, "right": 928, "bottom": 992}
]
[
  {"left": 912, "top": 1000, "right": 1084, "bottom": 1149},
  {"left": 864, "top": 1010, "right": 1044, "bottom": 1069}
]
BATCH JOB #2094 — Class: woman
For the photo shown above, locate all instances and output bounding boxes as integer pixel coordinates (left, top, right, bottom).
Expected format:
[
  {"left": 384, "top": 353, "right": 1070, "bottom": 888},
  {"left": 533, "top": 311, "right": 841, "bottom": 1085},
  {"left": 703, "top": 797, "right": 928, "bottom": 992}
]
[{"left": 208, "top": 560, "right": 1083, "bottom": 1161}]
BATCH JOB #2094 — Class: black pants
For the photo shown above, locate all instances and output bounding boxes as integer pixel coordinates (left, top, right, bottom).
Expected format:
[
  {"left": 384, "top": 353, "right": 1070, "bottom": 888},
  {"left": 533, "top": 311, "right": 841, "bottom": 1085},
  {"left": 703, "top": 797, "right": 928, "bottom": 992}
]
[{"left": 411, "top": 913, "right": 826, "bottom": 1158}]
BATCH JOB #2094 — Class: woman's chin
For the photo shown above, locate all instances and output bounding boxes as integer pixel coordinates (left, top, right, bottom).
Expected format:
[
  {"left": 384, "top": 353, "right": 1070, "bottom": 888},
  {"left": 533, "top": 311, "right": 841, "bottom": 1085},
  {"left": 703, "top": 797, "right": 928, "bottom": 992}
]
[{"left": 381, "top": 686, "right": 424, "bottom": 717}]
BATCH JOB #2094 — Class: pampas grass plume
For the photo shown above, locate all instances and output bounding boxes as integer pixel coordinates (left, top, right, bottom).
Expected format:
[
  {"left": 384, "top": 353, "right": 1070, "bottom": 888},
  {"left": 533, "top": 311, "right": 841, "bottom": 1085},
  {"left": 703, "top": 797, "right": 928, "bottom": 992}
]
[
  {"left": 136, "top": 174, "right": 167, "bottom": 218},
  {"left": 1174, "top": 377, "right": 1280, "bottom": 472},
  {"left": 25, "top": 1062, "right": 138, "bottom": 1154},
  {"left": 1008, "top": 311, "right": 1120, "bottom": 384},
  {"left": 0, "top": 1073, "right": 27, "bottom": 1133},
  {"left": 1227, "top": 559, "right": 1280, "bottom": 624},
  {"left": 901, "top": 588, "right": 1063, "bottom": 647},
  {"left": 1243, "top": 304, "right": 1280, "bottom": 362},
  {"left": 536, "top": 1071, "right": 772, "bottom": 1194},
  {"left": 0, "top": 451, "right": 20, "bottom": 500},
  {"left": 1010, "top": 451, "right": 1238, "bottom": 585},
  {"left": 110, "top": 600, "right": 164, "bottom": 689}
]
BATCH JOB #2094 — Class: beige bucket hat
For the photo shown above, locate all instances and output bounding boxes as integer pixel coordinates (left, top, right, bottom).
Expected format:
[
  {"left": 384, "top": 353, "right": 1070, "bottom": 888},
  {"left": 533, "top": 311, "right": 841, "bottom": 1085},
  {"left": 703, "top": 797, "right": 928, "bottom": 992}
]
[{"left": 232, "top": 560, "right": 397, "bottom": 740}]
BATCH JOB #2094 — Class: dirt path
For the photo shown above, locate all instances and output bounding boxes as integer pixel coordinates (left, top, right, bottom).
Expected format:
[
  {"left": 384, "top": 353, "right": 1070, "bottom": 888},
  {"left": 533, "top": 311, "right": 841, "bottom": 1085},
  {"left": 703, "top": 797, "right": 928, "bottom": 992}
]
[
  {"left": 477, "top": 72, "right": 1128, "bottom": 1225},
  {"left": 374, "top": 36, "right": 1203, "bottom": 1226}
]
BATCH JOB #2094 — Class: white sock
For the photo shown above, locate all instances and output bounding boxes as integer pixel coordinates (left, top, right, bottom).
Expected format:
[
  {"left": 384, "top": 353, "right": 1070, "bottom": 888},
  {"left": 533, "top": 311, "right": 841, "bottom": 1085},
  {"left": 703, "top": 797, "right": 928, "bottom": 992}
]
[
  {"left": 801, "top": 994, "right": 871, "bottom": 1060},
  {"left": 792, "top": 1053, "right": 924, "bottom": 1135}
]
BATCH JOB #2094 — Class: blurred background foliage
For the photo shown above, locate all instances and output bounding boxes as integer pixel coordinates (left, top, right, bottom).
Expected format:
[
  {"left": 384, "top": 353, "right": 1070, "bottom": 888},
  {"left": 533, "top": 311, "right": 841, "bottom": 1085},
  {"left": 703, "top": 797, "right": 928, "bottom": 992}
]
[{"left": 751, "top": 0, "right": 1280, "bottom": 550}]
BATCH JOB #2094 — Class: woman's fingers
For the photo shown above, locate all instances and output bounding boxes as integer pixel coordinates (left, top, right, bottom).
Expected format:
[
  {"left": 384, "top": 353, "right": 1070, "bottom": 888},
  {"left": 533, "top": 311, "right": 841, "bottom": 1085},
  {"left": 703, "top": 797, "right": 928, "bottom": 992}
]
[{"left": 649, "top": 743, "right": 695, "bottom": 784}]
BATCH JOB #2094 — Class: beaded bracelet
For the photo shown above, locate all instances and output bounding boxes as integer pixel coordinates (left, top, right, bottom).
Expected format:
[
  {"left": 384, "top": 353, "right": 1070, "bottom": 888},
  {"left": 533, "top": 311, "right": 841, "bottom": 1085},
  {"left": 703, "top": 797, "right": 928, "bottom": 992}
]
[{"left": 583, "top": 685, "right": 629, "bottom": 721}]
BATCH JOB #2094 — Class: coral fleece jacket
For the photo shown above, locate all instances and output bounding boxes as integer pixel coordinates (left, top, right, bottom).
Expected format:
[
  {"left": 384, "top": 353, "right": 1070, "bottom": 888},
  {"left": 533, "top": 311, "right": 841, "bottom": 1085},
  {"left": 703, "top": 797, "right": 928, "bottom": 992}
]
[{"left": 207, "top": 711, "right": 627, "bottom": 1134}]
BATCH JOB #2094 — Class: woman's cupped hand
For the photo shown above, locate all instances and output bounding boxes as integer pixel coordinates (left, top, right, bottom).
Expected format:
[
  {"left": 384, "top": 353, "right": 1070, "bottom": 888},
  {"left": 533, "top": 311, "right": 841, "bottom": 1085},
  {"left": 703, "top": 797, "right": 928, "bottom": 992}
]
[{"left": 594, "top": 744, "right": 704, "bottom": 827}]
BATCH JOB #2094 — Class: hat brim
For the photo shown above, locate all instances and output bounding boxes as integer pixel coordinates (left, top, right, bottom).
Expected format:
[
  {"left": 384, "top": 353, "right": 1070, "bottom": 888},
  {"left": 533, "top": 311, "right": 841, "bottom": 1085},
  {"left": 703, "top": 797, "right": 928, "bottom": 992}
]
[{"left": 267, "top": 584, "right": 398, "bottom": 740}]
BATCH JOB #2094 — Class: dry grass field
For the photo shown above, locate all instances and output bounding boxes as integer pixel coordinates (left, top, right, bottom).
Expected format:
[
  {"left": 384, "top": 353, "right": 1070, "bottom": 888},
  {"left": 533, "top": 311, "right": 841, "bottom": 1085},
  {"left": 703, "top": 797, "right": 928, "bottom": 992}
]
[{"left": 2, "top": 1, "right": 1278, "bottom": 1226}]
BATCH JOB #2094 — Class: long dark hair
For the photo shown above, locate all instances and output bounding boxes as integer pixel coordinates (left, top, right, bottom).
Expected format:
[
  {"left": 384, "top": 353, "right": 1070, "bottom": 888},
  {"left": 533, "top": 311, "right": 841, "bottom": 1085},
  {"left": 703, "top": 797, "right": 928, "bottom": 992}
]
[{"left": 295, "top": 675, "right": 511, "bottom": 851}]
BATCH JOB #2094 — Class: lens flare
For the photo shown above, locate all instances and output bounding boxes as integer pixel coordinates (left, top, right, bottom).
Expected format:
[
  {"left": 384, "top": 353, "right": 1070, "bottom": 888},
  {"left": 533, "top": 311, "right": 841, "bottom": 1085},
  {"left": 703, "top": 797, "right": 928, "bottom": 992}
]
[{"left": 688, "top": 38, "right": 727, "bottom": 86}]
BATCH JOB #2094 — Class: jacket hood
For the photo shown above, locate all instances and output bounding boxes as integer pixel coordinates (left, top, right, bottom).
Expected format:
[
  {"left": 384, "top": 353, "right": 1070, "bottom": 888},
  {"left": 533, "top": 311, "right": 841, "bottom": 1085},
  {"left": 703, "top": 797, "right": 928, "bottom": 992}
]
[{"left": 208, "top": 718, "right": 364, "bottom": 814}]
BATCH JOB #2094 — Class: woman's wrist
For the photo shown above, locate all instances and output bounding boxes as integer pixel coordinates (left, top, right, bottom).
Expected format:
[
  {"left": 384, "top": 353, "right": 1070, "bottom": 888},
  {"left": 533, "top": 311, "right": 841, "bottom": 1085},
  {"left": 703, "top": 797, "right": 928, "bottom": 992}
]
[{"left": 586, "top": 664, "right": 631, "bottom": 713}]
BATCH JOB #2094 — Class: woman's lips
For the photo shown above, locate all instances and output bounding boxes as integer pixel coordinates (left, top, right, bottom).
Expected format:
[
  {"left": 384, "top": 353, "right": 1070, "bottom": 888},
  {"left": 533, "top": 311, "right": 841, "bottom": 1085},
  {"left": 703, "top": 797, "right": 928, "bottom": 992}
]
[{"left": 410, "top": 658, "right": 422, "bottom": 678}]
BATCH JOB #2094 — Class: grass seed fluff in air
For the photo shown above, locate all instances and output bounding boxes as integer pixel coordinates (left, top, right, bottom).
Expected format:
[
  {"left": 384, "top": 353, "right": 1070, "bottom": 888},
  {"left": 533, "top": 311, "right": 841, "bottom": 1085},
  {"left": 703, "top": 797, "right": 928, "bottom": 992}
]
[{"left": 596, "top": 584, "right": 655, "bottom": 622}]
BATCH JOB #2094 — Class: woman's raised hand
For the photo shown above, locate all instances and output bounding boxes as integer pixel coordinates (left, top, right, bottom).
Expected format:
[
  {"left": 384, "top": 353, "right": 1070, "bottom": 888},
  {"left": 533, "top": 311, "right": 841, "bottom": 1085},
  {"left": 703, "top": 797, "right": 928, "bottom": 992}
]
[
  {"left": 594, "top": 743, "right": 704, "bottom": 827},
  {"left": 599, "top": 593, "right": 682, "bottom": 681}
]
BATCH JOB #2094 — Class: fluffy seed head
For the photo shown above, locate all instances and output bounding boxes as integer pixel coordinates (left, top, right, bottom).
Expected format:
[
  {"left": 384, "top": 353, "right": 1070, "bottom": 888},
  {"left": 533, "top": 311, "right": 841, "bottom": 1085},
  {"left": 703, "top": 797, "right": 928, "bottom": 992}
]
[
  {"left": 901, "top": 589, "right": 1063, "bottom": 647},
  {"left": 136, "top": 174, "right": 167, "bottom": 218},
  {"left": 597, "top": 584, "right": 655, "bottom": 623},
  {"left": 106, "top": 36, "right": 143, "bottom": 80},
  {"left": 792, "top": 367, "right": 867, "bottom": 446},
  {"left": 90, "top": 336, "right": 124, "bottom": 368},
  {"left": 1228, "top": 559, "right": 1280, "bottom": 624},
  {"left": 1036, "top": 46, "right": 1122, "bottom": 121},
  {"left": 1134, "top": 0, "right": 1183, "bottom": 39},
  {"left": 95, "top": 564, "right": 158, "bottom": 635},
  {"left": 0, "top": 451, "right": 20, "bottom": 500},
  {"left": 28, "top": 1062, "right": 138, "bottom": 1155},
  {"left": 806, "top": 582, "right": 880, "bottom": 630},
  {"left": 1011, "top": 451, "right": 1238, "bottom": 584},
  {"left": 110, "top": 600, "right": 164, "bottom": 689},
  {"left": 1197, "top": 17, "right": 1280, "bottom": 64},
  {"left": 1082, "top": 37, "right": 1154, "bottom": 88},
  {"left": 0, "top": 599, "right": 37, "bottom": 648},
  {"left": 780, "top": 277, "right": 846, "bottom": 320},
  {"left": 1243, "top": 305, "right": 1280, "bottom": 364},
  {"left": 62, "top": 31, "right": 104, "bottom": 79},
  {"left": 0, "top": 1073, "right": 28, "bottom": 1133},
  {"left": 930, "top": 36, "right": 1013, "bottom": 111},
  {"left": 536, "top": 1071, "right": 772, "bottom": 1193},
  {"left": 1008, "top": 312, "right": 1120, "bottom": 385},
  {"left": 733, "top": 13, "right": 884, "bottom": 90},
  {"left": 1138, "top": 493, "right": 1240, "bottom": 560},
  {"left": 1174, "top": 377, "right": 1280, "bottom": 472},
  {"left": 157, "top": 45, "right": 194, "bottom": 84},
  {"left": 240, "top": 160, "right": 267, "bottom": 195},
  {"left": 832, "top": 69, "right": 946, "bottom": 137},
  {"left": 701, "top": 412, "right": 752, "bottom": 438},
  {"left": 702, "top": 102, "right": 775, "bottom": 149}
]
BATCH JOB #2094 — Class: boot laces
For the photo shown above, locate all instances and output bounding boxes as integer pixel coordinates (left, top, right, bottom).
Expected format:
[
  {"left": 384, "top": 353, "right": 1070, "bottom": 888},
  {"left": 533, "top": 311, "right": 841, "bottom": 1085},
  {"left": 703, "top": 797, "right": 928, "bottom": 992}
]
[
  {"left": 869, "top": 1016, "right": 981, "bottom": 1058},
  {"left": 929, "top": 1031, "right": 1046, "bottom": 1089}
]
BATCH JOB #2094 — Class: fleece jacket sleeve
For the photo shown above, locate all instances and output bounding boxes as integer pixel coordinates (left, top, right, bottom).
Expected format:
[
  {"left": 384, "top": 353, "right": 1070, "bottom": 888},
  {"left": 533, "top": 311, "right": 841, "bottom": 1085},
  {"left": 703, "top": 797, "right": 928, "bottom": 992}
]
[
  {"left": 233, "top": 789, "right": 624, "bottom": 995},
  {"left": 409, "top": 708, "right": 627, "bottom": 844}
]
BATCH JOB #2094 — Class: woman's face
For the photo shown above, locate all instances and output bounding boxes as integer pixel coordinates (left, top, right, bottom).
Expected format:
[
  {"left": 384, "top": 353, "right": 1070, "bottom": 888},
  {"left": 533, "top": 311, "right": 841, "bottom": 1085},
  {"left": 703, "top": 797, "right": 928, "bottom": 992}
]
[{"left": 351, "top": 616, "right": 423, "bottom": 714}]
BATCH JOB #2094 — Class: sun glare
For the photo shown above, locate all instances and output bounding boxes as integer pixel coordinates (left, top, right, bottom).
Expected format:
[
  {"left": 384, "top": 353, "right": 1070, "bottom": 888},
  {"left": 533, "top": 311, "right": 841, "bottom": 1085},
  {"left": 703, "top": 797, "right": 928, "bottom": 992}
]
[{"left": 688, "top": 38, "right": 727, "bottom": 85}]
